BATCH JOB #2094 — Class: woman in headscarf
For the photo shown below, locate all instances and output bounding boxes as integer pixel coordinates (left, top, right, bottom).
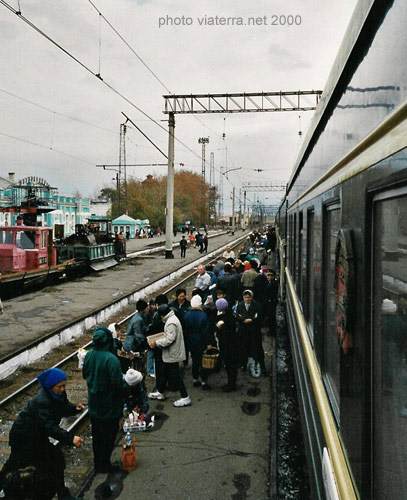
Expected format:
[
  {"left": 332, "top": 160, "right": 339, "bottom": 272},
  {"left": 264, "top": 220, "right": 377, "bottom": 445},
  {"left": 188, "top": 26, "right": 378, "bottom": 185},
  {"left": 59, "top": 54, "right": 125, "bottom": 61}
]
[{"left": 1, "top": 368, "right": 84, "bottom": 500}]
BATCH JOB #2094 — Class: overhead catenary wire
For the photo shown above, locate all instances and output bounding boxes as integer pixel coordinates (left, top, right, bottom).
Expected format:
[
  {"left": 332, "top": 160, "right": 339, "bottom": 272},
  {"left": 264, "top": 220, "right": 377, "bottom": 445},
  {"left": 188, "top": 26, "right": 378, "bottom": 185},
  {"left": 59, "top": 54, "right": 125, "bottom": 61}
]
[
  {"left": 87, "top": 0, "right": 172, "bottom": 94},
  {"left": 122, "top": 112, "right": 167, "bottom": 160},
  {"left": 0, "top": 130, "right": 96, "bottom": 165},
  {"left": 85, "top": 1, "right": 230, "bottom": 165},
  {"left": 0, "top": 0, "right": 219, "bottom": 175},
  {"left": 0, "top": 0, "right": 168, "bottom": 131},
  {"left": 0, "top": 87, "right": 152, "bottom": 135},
  {"left": 0, "top": 0, "right": 254, "bottom": 191}
]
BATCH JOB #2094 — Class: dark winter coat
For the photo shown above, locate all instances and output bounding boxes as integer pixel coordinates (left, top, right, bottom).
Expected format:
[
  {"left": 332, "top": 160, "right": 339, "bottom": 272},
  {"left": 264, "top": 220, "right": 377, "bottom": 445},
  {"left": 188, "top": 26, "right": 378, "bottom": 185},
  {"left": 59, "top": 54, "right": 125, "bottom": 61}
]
[
  {"left": 183, "top": 308, "right": 214, "bottom": 350},
  {"left": 253, "top": 273, "right": 268, "bottom": 303},
  {"left": 83, "top": 327, "right": 127, "bottom": 422},
  {"left": 123, "top": 311, "right": 148, "bottom": 352},
  {"left": 215, "top": 309, "right": 239, "bottom": 367},
  {"left": 235, "top": 299, "right": 262, "bottom": 336},
  {"left": 9, "top": 387, "right": 78, "bottom": 449},
  {"left": 264, "top": 279, "right": 279, "bottom": 306},
  {"left": 169, "top": 298, "right": 191, "bottom": 328},
  {"left": 216, "top": 272, "right": 241, "bottom": 305},
  {"left": 123, "top": 384, "right": 149, "bottom": 414}
]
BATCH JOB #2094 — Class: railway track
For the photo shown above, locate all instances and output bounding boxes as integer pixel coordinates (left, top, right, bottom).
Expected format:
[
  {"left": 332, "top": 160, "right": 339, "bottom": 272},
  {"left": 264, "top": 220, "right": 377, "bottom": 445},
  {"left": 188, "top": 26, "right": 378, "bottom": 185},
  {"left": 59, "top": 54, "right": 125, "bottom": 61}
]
[
  {"left": 0, "top": 235, "right": 248, "bottom": 496},
  {"left": 0, "top": 233, "right": 248, "bottom": 380}
]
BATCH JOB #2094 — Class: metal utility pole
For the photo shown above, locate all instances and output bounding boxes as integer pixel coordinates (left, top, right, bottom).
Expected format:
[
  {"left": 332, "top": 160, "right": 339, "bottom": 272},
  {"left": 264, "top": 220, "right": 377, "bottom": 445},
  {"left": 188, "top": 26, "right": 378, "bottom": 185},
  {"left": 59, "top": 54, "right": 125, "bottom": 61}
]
[
  {"left": 218, "top": 164, "right": 224, "bottom": 217},
  {"left": 239, "top": 188, "right": 242, "bottom": 227},
  {"left": 119, "top": 123, "right": 127, "bottom": 213},
  {"left": 198, "top": 137, "right": 209, "bottom": 181},
  {"left": 210, "top": 152, "right": 215, "bottom": 187},
  {"left": 161, "top": 88, "right": 320, "bottom": 253},
  {"left": 231, "top": 187, "right": 235, "bottom": 235},
  {"left": 165, "top": 112, "right": 175, "bottom": 259},
  {"left": 242, "top": 190, "right": 247, "bottom": 230}
]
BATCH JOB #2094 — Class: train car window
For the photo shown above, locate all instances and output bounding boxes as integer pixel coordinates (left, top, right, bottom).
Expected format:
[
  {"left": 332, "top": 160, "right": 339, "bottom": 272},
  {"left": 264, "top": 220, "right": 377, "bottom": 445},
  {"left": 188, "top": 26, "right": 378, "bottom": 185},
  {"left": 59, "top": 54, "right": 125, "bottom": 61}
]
[
  {"left": 41, "top": 231, "right": 47, "bottom": 249},
  {"left": 323, "top": 206, "right": 341, "bottom": 420},
  {"left": 0, "top": 230, "right": 14, "bottom": 244},
  {"left": 16, "top": 231, "right": 35, "bottom": 250},
  {"left": 288, "top": 214, "right": 292, "bottom": 273},
  {"left": 306, "top": 209, "right": 315, "bottom": 342},
  {"left": 298, "top": 212, "right": 303, "bottom": 302},
  {"left": 293, "top": 213, "right": 297, "bottom": 284},
  {"left": 372, "top": 191, "right": 407, "bottom": 499}
]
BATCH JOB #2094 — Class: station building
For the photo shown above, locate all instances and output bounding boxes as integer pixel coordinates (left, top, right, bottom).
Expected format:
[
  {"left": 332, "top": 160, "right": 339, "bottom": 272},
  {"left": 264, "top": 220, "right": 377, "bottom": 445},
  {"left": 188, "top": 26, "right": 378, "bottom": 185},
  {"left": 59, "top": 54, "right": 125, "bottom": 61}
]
[{"left": 0, "top": 173, "right": 110, "bottom": 237}]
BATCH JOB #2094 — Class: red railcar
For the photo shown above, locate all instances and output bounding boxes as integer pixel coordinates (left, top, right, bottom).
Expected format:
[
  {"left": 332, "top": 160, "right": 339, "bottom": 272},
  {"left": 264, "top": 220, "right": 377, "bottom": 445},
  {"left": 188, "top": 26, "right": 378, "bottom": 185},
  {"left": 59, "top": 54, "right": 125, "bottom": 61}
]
[{"left": 0, "top": 226, "right": 57, "bottom": 273}]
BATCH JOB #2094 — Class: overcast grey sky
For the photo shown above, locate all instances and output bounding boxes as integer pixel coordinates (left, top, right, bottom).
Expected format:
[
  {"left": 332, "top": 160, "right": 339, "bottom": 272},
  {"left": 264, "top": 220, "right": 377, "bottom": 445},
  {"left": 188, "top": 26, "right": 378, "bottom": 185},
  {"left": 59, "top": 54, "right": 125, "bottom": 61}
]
[{"left": 0, "top": 0, "right": 357, "bottom": 213}]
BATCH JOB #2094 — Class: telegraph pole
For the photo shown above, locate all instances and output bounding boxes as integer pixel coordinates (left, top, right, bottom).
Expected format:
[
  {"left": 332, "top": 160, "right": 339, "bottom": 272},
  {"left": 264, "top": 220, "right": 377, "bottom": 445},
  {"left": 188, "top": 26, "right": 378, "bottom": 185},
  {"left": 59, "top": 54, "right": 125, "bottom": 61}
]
[{"left": 165, "top": 112, "right": 175, "bottom": 258}]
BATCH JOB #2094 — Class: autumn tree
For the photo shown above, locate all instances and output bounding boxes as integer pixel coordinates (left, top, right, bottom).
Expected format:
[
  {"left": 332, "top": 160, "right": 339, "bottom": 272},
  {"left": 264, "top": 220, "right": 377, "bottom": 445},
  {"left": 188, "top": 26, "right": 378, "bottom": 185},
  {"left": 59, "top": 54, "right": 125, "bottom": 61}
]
[{"left": 105, "top": 170, "right": 218, "bottom": 227}]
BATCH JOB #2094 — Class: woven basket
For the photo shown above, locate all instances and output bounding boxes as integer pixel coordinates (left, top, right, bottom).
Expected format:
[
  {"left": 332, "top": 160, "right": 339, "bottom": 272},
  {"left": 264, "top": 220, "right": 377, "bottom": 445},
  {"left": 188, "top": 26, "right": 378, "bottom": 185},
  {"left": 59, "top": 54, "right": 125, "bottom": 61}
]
[{"left": 202, "top": 348, "right": 220, "bottom": 370}]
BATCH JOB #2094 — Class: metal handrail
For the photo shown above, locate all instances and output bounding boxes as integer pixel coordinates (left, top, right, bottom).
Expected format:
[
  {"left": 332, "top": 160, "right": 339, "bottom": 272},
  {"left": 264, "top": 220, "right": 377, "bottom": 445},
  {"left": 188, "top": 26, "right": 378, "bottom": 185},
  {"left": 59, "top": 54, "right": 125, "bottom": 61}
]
[{"left": 285, "top": 268, "right": 359, "bottom": 500}]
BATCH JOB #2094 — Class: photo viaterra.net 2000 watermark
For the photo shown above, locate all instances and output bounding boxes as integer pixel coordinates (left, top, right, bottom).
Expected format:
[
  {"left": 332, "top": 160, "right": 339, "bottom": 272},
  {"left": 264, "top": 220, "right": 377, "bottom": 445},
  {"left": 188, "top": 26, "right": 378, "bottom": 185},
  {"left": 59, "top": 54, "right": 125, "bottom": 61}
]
[{"left": 158, "top": 14, "right": 302, "bottom": 29}]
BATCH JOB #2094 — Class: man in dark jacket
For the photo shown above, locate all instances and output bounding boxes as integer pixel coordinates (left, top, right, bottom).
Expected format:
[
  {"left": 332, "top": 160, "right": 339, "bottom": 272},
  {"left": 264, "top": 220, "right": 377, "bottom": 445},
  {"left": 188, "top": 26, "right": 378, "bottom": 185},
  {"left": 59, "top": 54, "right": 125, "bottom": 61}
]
[
  {"left": 264, "top": 270, "right": 279, "bottom": 336},
  {"left": 123, "top": 299, "right": 149, "bottom": 353},
  {"left": 180, "top": 235, "right": 188, "bottom": 258},
  {"left": 235, "top": 290, "right": 263, "bottom": 377},
  {"left": 83, "top": 326, "right": 128, "bottom": 474},
  {"left": 216, "top": 262, "right": 240, "bottom": 306},
  {"left": 1, "top": 368, "right": 84, "bottom": 500}
]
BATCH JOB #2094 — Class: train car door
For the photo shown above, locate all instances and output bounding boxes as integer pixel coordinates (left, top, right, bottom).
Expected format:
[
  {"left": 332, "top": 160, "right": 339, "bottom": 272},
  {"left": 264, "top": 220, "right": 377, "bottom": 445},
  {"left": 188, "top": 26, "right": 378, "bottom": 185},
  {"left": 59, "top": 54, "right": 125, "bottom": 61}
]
[{"left": 371, "top": 187, "right": 407, "bottom": 499}]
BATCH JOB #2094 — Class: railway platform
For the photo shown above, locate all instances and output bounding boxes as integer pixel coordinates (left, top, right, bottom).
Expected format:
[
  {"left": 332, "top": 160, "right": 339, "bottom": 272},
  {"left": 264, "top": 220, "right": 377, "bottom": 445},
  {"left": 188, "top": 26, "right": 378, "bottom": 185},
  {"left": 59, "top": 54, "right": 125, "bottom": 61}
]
[
  {"left": 81, "top": 336, "right": 275, "bottom": 500},
  {"left": 0, "top": 230, "right": 246, "bottom": 363}
]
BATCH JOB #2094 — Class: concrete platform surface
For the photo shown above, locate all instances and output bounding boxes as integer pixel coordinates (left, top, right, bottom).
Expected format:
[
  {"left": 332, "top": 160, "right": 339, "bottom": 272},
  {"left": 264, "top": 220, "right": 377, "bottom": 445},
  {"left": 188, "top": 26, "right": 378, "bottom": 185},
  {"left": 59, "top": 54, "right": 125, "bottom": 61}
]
[{"left": 83, "top": 336, "right": 273, "bottom": 500}]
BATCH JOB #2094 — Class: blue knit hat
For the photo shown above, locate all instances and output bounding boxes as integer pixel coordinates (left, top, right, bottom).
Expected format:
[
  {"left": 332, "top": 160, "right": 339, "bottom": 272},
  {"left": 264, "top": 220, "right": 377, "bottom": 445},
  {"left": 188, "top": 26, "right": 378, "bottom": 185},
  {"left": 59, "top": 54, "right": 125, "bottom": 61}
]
[{"left": 37, "top": 368, "right": 67, "bottom": 389}]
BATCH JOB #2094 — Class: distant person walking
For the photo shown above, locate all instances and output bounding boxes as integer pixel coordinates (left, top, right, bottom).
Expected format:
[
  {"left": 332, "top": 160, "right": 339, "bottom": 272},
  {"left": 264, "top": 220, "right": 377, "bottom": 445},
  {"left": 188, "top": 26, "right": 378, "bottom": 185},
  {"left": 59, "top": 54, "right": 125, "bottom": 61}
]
[
  {"left": 180, "top": 235, "right": 188, "bottom": 258},
  {"left": 203, "top": 232, "right": 208, "bottom": 253}
]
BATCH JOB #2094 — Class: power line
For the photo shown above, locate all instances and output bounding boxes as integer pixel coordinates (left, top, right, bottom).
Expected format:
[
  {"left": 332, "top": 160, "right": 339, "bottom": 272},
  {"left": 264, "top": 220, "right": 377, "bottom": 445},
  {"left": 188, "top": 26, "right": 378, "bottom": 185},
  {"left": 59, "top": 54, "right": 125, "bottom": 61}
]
[
  {"left": 0, "top": 0, "right": 169, "bottom": 132},
  {"left": 122, "top": 112, "right": 167, "bottom": 159},
  {"left": 87, "top": 0, "right": 172, "bottom": 94},
  {"left": 0, "top": 130, "right": 95, "bottom": 165},
  {"left": 0, "top": 0, "right": 239, "bottom": 187},
  {"left": 0, "top": 87, "right": 118, "bottom": 135}
]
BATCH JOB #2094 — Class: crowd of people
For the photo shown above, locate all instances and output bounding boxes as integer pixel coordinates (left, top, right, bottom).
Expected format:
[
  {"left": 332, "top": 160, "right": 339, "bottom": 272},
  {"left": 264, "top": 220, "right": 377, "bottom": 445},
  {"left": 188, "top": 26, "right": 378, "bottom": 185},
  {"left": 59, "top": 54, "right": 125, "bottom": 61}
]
[
  {"left": 0, "top": 227, "right": 278, "bottom": 500},
  {"left": 121, "top": 226, "right": 279, "bottom": 400}
]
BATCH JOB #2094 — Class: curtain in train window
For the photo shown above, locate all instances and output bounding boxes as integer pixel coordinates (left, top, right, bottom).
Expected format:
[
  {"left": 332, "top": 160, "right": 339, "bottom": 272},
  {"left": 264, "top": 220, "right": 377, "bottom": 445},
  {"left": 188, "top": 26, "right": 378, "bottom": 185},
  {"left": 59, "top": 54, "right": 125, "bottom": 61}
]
[
  {"left": 323, "top": 207, "right": 341, "bottom": 419},
  {"left": 306, "top": 210, "right": 315, "bottom": 341},
  {"left": 372, "top": 193, "right": 407, "bottom": 500}
]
